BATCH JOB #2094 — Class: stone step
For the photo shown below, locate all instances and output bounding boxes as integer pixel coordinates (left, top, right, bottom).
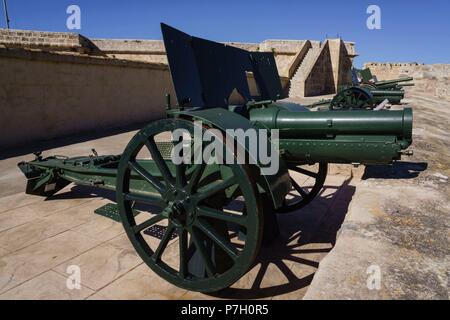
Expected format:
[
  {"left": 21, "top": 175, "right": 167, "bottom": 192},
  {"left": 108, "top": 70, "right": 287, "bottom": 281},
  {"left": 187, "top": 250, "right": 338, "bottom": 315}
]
[{"left": 289, "top": 45, "right": 321, "bottom": 97}]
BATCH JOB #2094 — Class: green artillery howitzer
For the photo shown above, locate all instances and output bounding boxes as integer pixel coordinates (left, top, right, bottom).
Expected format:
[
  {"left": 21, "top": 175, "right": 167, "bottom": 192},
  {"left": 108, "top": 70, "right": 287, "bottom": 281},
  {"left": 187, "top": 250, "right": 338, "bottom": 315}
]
[
  {"left": 359, "top": 67, "right": 414, "bottom": 91},
  {"left": 304, "top": 68, "right": 414, "bottom": 111},
  {"left": 320, "top": 67, "right": 415, "bottom": 109},
  {"left": 18, "top": 24, "right": 414, "bottom": 293},
  {"left": 306, "top": 86, "right": 405, "bottom": 110},
  {"left": 355, "top": 67, "right": 414, "bottom": 105}
]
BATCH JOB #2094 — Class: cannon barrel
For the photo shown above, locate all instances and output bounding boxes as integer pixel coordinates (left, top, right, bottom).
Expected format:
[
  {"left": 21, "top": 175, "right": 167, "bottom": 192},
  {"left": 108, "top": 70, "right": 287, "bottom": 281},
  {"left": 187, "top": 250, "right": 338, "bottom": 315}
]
[
  {"left": 371, "top": 90, "right": 405, "bottom": 97},
  {"left": 249, "top": 107, "right": 413, "bottom": 164},
  {"left": 376, "top": 83, "right": 414, "bottom": 90},
  {"left": 374, "top": 77, "right": 414, "bottom": 86},
  {"left": 249, "top": 108, "right": 411, "bottom": 140}
]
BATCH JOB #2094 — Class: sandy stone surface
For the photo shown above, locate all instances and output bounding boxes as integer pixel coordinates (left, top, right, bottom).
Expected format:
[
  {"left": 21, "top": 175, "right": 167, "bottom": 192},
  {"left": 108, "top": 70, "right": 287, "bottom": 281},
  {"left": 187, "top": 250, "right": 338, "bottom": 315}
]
[{"left": 303, "top": 93, "right": 450, "bottom": 300}]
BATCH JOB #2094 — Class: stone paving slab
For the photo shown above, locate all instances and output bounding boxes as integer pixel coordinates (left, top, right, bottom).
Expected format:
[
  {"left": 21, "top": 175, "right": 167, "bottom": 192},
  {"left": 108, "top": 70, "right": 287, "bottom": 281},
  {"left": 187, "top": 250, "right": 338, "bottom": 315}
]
[
  {"left": 0, "top": 192, "right": 42, "bottom": 214},
  {"left": 88, "top": 263, "right": 188, "bottom": 300},
  {"left": 0, "top": 230, "right": 102, "bottom": 294},
  {"left": 0, "top": 248, "right": 9, "bottom": 258},
  {"left": 0, "top": 270, "right": 95, "bottom": 300},
  {"left": 53, "top": 242, "right": 142, "bottom": 291},
  {"left": 0, "top": 200, "right": 102, "bottom": 252}
]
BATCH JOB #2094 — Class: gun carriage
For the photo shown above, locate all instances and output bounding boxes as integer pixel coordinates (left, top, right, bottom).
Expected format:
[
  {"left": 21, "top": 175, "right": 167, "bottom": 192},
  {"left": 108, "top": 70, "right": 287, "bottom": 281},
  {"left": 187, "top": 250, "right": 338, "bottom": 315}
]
[{"left": 18, "top": 24, "right": 413, "bottom": 292}]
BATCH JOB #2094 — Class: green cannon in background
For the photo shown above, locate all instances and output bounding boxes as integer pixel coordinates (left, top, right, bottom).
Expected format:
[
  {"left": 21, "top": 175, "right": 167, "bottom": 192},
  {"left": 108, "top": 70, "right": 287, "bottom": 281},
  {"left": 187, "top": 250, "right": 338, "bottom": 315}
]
[
  {"left": 305, "top": 67, "right": 414, "bottom": 111},
  {"left": 342, "top": 67, "right": 415, "bottom": 107},
  {"left": 358, "top": 67, "right": 414, "bottom": 91},
  {"left": 18, "top": 24, "right": 414, "bottom": 293},
  {"left": 305, "top": 86, "right": 406, "bottom": 110}
]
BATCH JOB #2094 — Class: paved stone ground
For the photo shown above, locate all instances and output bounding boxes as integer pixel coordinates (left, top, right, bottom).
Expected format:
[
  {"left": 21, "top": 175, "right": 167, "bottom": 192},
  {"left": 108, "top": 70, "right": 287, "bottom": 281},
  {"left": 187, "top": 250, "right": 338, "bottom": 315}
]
[{"left": 0, "top": 93, "right": 447, "bottom": 300}]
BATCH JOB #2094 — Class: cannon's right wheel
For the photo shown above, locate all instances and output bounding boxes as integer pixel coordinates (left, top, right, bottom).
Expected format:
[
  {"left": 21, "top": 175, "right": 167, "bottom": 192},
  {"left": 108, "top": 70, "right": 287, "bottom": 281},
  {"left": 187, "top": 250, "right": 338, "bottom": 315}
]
[
  {"left": 277, "top": 163, "right": 328, "bottom": 213},
  {"left": 330, "top": 87, "right": 374, "bottom": 110},
  {"left": 116, "top": 118, "right": 263, "bottom": 292}
]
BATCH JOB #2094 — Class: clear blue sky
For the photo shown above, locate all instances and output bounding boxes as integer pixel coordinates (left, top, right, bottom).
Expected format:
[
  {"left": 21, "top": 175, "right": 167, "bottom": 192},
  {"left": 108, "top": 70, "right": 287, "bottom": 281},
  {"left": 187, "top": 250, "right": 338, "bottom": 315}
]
[{"left": 2, "top": 0, "right": 449, "bottom": 67}]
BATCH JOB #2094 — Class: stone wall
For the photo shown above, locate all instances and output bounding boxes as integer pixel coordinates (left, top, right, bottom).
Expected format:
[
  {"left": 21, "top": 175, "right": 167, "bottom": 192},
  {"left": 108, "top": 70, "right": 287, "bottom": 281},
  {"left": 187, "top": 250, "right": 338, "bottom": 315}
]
[
  {"left": 304, "top": 41, "right": 335, "bottom": 96},
  {"left": 0, "top": 29, "right": 354, "bottom": 81},
  {"left": 0, "top": 28, "right": 357, "bottom": 96},
  {"left": 335, "top": 40, "right": 353, "bottom": 88},
  {"left": 0, "top": 29, "right": 82, "bottom": 51},
  {"left": 364, "top": 63, "right": 450, "bottom": 102},
  {"left": 0, "top": 48, "right": 175, "bottom": 149},
  {"left": 0, "top": 28, "right": 357, "bottom": 148},
  {"left": 91, "top": 39, "right": 168, "bottom": 64},
  {"left": 92, "top": 38, "right": 308, "bottom": 79}
]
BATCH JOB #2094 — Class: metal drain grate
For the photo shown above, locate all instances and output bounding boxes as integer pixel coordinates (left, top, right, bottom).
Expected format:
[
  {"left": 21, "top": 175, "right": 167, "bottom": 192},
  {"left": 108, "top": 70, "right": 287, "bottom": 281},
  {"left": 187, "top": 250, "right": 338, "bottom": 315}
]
[
  {"left": 144, "top": 224, "right": 178, "bottom": 240},
  {"left": 155, "top": 141, "right": 175, "bottom": 160},
  {"left": 94, "top": 203, "right": 140, "bottom": 222}
]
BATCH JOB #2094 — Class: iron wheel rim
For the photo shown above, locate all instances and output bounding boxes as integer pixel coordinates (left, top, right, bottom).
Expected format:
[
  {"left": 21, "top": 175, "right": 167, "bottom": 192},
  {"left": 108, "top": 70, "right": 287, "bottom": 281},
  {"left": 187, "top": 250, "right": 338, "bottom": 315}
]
[{"left": 116, "top": 118, "right": 262, "bottom": 292}]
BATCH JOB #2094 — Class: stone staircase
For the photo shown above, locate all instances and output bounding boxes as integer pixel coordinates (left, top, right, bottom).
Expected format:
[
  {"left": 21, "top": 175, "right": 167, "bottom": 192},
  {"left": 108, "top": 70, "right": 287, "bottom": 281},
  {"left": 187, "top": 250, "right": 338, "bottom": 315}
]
[{"left": 288, "top": 43, "right": 321, "bottom": 98}]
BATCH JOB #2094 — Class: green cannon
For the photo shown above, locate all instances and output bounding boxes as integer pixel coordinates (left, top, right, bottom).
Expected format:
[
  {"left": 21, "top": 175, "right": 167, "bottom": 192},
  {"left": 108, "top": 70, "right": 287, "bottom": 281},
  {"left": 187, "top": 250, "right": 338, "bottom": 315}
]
[
  {"left": 317, "top": 67, "right": 415, "bottom": 109},
  {"left": 306, "top": 86, "right": 405, "bottom": 110},
  {"left": 356, "top": 67, "right": 414, "bottom": 105},
  {"left": 302, "top": 68, "right": 414, "bottom": 111},
  {"left": 359, "top": 67, "right": 414, "bottom": 91},
  {"left": 18, "top": 24, "right": 414, "bottom": 293}
]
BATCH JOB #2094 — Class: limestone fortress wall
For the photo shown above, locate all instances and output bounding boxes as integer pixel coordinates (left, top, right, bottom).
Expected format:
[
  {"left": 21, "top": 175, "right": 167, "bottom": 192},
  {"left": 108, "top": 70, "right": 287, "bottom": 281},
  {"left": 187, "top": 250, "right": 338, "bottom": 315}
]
[
  {"left": 364, "top": 62, "right": 450, "bottom": 102},
  {"left": 0, "top": 28, "right": 356, "bottom": 148}
]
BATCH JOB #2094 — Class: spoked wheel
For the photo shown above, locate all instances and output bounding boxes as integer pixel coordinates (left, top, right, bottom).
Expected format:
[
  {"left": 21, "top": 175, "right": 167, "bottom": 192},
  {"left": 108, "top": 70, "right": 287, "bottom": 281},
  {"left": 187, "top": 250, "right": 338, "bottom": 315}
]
[
  {"left": 276, "top": 163, "right": 328, "bottom": 213},
  {"left": 330, "top": 87, "right": 374, "bottom": 110},
  {"left": 116, "top": 118, "right": 263, "bottom": 292}
]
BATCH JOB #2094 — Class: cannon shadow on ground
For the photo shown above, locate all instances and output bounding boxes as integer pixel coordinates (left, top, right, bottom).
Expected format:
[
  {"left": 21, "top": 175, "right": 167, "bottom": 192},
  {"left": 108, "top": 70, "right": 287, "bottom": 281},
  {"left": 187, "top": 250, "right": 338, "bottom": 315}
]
[
  {"left": 0, "top": 122, "right": 147, "bottom": 160},
  {"left": 362, "top": 161, "right": 428, "bottom": 180},
  {"left": 210, "top": 177, "right": 356, "bottom": 299}
]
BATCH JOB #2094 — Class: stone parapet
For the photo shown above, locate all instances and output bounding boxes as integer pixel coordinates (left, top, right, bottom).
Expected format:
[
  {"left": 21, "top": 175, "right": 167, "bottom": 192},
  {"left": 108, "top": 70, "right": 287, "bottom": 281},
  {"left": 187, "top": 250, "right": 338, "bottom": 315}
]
[
  {"left": 364, "top": 62, "right": 450, "bottom": 101},
  {"left": 0, "top": 28, "right": 84, "bottom": 52}
]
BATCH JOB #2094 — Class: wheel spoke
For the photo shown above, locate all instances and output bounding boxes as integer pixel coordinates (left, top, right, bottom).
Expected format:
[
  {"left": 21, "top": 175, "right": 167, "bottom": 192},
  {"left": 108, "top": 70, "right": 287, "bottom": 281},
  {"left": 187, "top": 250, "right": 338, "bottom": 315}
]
[
  {"left": 132, "top": 210, "right": 168, "bottom": 234},
  {"left": 190, "top": 229, "right": 216, "bottom": 277},
  {"left": 195, "top": 219, "right": 238, "bottom": 261},
  {"left": 291, "top": 178, "right": 308, "bottom": 198},
  {"left": 197, "top": 206, "right": 247, "bottom": 226},
  {"left": 293, "top": 166, "right": 318, "bottom": 178},
  {"left": 124, "top": 192, "right": 165, "bottom": 207},
  {"left": 145, "top": 139, "right": 175, "bottom": 187},
  {"left": 178, "top": 229, "right": 188, "bottom": 279},
  {"left": 128, "top": 161, "right": 166, "bottom": 194},
  {"left": 178, "top": 228, "right": 188, "bottom": 278},
  {"left": 152, "top": 223, "right": 175, "bottom": 261},
  {"left": 176, "top": 164, "right": 187, "bottom": 188},
  {"left": 186, "top": 163, "right": 206, "bottom": 193},
  {"left": 194, "top": 176, "right": 238, "bottom": 202}
]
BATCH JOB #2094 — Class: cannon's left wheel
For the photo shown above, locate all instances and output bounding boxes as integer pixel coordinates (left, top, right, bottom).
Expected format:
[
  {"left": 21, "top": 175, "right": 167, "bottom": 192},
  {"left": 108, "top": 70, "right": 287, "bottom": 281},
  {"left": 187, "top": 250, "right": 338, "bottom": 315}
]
[
  {"left": 116, "top": 118, "right": 263, "bottom": 292},
  {"left": 276, "top": 163, "right": 328, "bottom": 213}
]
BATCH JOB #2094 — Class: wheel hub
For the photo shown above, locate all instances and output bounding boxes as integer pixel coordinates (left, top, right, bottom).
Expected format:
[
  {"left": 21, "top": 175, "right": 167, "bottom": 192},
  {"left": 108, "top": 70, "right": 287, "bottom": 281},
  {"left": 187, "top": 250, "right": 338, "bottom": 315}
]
[{"left": 167, "top": 193, "right": 195, "bottom": 228}]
